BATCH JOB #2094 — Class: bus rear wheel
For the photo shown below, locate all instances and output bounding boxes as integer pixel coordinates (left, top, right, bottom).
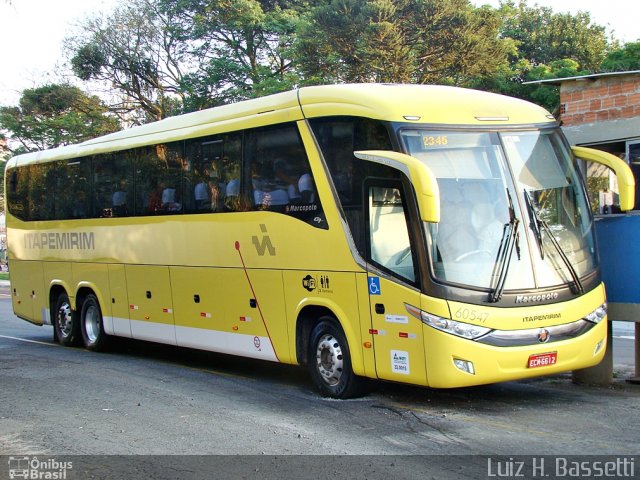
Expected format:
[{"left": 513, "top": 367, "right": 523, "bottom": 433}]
[
  {"left": 53, "top": 293, "right": 80, "bottom": 347},
  {"left": 80, "top": 294, "right": 109, "bottom": 352},
  {"left": 308, "top": 318, "right": 366, "bottom": 399}
]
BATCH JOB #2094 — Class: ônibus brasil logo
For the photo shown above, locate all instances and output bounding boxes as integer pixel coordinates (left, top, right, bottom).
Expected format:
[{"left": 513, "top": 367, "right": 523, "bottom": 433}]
[{"left": 8, "top": 456, "right": 73, "bottom": 479}]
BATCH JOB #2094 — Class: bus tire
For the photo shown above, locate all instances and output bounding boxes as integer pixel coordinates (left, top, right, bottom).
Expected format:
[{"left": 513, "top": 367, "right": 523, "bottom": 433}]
[
  {"left": 308, "top": 318, "right": 366, "bottom": 399},
  {"left": 80, "top": 294, "right": 109, "bottom": 352},
  {"left": 53, "top": 292, "right": 80, "bottom": 347}
]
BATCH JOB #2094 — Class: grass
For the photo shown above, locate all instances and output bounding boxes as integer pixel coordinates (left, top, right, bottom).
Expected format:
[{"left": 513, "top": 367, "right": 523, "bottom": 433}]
[{"left": 0, "top": 272, "right": 9, "bottom": 281}]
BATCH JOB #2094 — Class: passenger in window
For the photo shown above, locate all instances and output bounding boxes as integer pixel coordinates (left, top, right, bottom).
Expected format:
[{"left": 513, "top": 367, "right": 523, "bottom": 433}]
[
  {"left": 162, "top": 185, "right": 181, "bottom": 212},
  {"left": 194, "top": 171, "right": 211, "bottom": 211},
  {"left": 72, "top": 190, "right": 88, "bottom": 218},
  {"left": 112, "top": 179, "right": 128, "bottom": 216},
  {"left": 147, "top": 181, "right": 163, "bottom": 214},
  {"left": 252, "top": 162, "right": 267, "bottom": 209},
  {"left": 298, "top": 173, "right": 315, "bottom": 203},
  {"left": 274, "top": 159, "right": 300, "bottom": 202},
  {"left": 225, "top": 177, "right": 239, "bottom": 196},
  {"left": 254, "top": 160, "right": 290, "bottom": 208},
  {"left": 222, "top": 158, "right": 242, "bottom": 211},
  {"left": 251, "top": 162, "right": 264, "bottom": 190}
]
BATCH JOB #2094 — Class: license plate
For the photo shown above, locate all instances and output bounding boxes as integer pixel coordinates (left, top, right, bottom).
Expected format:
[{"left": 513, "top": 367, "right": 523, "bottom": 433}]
[{"left": 527, "top": 352, "right": 557, "bottom": 368}]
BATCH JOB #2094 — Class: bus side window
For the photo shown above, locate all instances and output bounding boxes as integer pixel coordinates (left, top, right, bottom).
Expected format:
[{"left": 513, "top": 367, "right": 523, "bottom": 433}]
[
  {"left": 27, "top": 163, "right": 49, "bottom": 220},
  {"left": 157, "top": 142, "right": 185, "bottom": 214},
  {"left": 94, "top": 153, "right": 133, "bottom": 218},
  {"left": 68, "top": 158, "right": 91, "bottom": 219},
  {"left": 184, "top": 133, "right": 245, "bottom": 213},
  {"left": 185, "top": 137, "right": 222, "bottom": 213},
  {"left": 134, "top": 143, "right": 184, "bottom": 216},
  {"left": 310, "top": 116, "right": 394, "bottom": 242},
  {"left": 220, "top": 133, "right": 245, "bottom": 212},
  {"left": 367, "top": 185, "right": 416, "bottom": 283},
  {"left": 246, "top": 123, "right": 325, "bottom": 227},
  {"left": 7, "top": 168, "right": 29, "bottom": 221}
]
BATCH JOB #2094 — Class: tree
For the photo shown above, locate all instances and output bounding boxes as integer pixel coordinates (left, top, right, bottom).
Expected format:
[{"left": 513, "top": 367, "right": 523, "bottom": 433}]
[
  {"left": 472, "top": 0, "right": 612, "bottom": 113},
  {"left": 294, "top": 0, "right": 511, "bottom": 86},
  {"left": 497, "top": 0, "right": 609, "bottom": 72},
  {"left": 0, "top": 135, "right": 8, "bottom": 160},
  {"left": 0, "top": 134, "right": 8, "bottom": 210},
  {"left": 0, "top": 84, "right": 120, "bottom": 153},
  {"left": 600, "top": 42, "right": 640, "bottom": 72},
  {"left": 0, "top": 132, "right": 9, "bottom": 211},
  {"left": 68, "top": 0, "right": 189, "bottom": 122},
  {"left": 156, "top": 0, "right": 302, "bottom": 107},
  {"left": 68, "top": 0, "right": 304, "bottom": 116}
]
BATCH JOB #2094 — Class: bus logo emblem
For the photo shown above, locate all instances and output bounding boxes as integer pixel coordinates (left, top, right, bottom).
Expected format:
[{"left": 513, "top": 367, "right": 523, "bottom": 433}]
[
  {"left": 537, "top": 328, "right": 550, "bottom": 343},
  {"left": 252, "top": 224, "right": 275, "bottom": 256}
]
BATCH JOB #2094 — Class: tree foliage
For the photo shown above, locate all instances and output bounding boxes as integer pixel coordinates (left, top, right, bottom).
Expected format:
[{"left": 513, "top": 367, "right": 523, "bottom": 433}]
[
  {"left": 497, "top": 0, "right": 609, "bottom": 71},
  {"left": 156, "top": 0, "right": 301, "bottom": 106},
  {"left": 601, "top": 42, "right": 640, "bottom": 72},
  {"left": 470, "top": 0, "right": 612, "bottom": 112},
  {"left": 0, "top": 84, "right": 119, "bottom": 152},
  {"left": 67, "top": 0, "right": 304, "bottom": 117},
  {"left": 68, "top": 0, "right": 189, "bottom": 122},
  {"left": 295, "top": 0, "right": 512, "bottom": 86},
  {"left": 56, "top": 0, "right": 632, "bottom": 120}
]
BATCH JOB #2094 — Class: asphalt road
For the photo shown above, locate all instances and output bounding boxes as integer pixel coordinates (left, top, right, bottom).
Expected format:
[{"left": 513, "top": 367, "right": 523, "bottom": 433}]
[{"left": 1, "top": 291, "right": 638, "bottom": 479}]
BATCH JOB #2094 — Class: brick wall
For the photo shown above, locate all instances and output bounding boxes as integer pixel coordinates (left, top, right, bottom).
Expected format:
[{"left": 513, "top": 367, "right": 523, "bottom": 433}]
[{"left": 560, "top": 74, "right": 640, "bottom": 126}]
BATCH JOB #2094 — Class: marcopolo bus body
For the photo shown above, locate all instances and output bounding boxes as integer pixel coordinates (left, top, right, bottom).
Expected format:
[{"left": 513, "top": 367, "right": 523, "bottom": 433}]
[{"left": 5, "top": 84, "right": 634, "bottom": 398}]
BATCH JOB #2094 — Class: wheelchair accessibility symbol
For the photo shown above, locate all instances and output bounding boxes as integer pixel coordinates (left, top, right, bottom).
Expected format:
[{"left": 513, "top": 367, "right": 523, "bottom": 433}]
[{"left": 368, "top": 276, "right": 381, "bottom": 295}]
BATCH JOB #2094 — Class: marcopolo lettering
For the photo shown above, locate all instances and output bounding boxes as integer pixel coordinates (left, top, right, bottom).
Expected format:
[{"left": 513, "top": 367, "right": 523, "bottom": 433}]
[
  {"left": 515, "top": 292, "right": 559, "bottom": 304},
  {"left": 24, "top": 232, "right": 95, "bottom": 250}
]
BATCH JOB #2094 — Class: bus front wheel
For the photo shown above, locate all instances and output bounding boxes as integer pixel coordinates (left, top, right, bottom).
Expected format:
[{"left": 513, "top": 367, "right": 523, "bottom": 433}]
[
  {"left": 80, "top": 294, "right": 109, "bottom": 352},
  {"left": 53, "top": 293, "right": 80, "bottom": 347},
  {"left": 308, "top": 318, "right": 365, "bottom": 399}
]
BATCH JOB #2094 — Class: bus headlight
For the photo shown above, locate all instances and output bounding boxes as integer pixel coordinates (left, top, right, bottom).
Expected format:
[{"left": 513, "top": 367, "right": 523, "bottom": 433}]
[
  {"left": 405, "top": 304, "right": 491, "bottom": 340},
  {"left": 584, "top": 303, "right": 607, "bottom": 324}
]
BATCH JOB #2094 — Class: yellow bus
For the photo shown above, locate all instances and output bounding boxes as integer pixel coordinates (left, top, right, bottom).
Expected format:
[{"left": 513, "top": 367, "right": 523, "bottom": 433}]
[{"left": 5, "top": 84, "right": 634, "bottom": 398}]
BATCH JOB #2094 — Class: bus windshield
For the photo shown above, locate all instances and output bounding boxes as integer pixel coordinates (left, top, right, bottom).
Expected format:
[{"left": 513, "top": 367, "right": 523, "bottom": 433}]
[{"left": 400, "top": 128, "right": 597, "bottom": 292}]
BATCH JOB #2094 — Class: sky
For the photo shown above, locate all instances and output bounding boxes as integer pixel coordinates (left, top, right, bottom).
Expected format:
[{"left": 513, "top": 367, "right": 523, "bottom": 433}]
[{"left": 0, "top": 0, "right": 638, "bottom": 106}]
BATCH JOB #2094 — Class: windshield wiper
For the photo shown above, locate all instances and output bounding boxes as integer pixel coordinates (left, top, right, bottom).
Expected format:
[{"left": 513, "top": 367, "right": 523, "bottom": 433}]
[
  {"left": 523, "top": 190, "right": 544, "bottom": 259},
  {"left": 523, "top": 190, "right": 584, "bottom": 294},
  {"left": 489, "top": 189, "right": 520, "bottom": 303}
]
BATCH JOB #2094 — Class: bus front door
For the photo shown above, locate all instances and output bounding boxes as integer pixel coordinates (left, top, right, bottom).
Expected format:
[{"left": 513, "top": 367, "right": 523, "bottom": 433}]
[
  {"left": 367, "top": 276, "right": 427, "bottom": 385},
  {"left": 366, "top": 182, "right": 428, "bottom": 385}
]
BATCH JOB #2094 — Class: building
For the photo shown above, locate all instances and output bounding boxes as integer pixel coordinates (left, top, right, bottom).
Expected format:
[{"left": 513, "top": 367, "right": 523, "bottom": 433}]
[{"left": 526, "top": 70, "right": 640, "bottom": 210}]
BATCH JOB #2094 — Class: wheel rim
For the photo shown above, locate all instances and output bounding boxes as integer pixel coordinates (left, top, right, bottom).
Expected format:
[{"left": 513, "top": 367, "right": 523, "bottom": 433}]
[
  {"left": 315, "top": 334, "right": 344, "bottom": 386},
  {"left": 57, "top": 302, "right": 73, "bottom": 338},
  {"left": 84, "top": 304, "right": 100, "bottom": 344}
]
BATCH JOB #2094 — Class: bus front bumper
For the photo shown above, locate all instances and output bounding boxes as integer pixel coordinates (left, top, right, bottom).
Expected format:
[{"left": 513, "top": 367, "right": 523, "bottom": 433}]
[{"left": 422, "top": 317, "right": 607, "bottom": 388}]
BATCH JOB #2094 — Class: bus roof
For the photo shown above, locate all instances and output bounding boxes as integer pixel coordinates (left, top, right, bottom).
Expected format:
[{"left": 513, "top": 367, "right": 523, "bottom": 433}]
[
  {"left": 6, "top": 84, "right": 554, "bottom": 167},
  {"left": 298, "top": 83, "right": 553, "bottom": 126}
]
